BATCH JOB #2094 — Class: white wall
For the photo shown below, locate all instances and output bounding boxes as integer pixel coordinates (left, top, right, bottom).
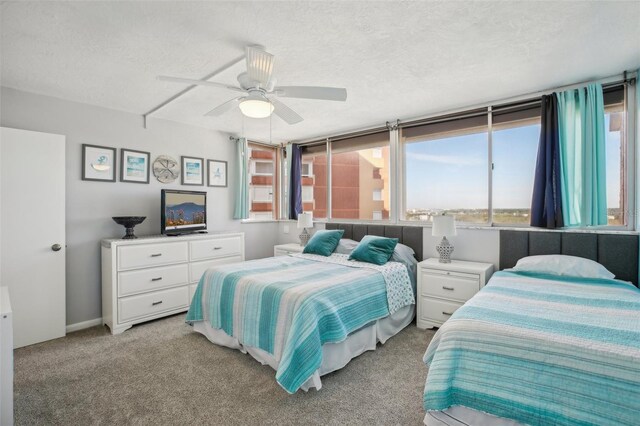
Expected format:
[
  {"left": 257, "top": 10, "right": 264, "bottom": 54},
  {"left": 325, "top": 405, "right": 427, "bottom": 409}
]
[
  {"left": 0, "top": 87, "right": 279, "bottom": 326},
  {"left": 277, "top": 221, "right": 501, "bottom": 269}
]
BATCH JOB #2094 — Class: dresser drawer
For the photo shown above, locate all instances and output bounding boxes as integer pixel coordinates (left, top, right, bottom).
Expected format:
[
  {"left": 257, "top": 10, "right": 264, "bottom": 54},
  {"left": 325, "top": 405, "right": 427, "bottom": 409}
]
[
  {"left": 118, "top": 242, "right": 188, "bottom": 270},
  {"left": 419, "top": 297, "right": 463, "bottom": 325},
  {"left": 422, "top": 270, "right": 479, "bottom": 302},
  {"left": 190, "top": 256, "right": 243, "bottom": 282},
  {"left": 118, "top": 286, "right": 189, "bottom": 323},
  {"left": 190, "top": 237, "right": 242, "bottom": 261},
  {"left": 118, "top": 264, "right": 189, "bottom": 297}
]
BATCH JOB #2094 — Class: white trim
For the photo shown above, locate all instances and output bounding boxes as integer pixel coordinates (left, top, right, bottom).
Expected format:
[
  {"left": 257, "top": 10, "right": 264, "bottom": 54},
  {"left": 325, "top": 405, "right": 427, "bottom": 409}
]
[{"left": 66, "top": 317, "right": 103, "bottom": 333}]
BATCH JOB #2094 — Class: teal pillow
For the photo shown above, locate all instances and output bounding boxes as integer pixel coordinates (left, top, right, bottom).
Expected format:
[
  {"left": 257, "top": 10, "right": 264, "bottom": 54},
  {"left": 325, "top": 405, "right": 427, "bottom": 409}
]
[
  {"left": 303, "top": 229, "right": 344, "bottom": 256},
  {"left": 349, "top": 235, "right": 399, "bottom": 265}
]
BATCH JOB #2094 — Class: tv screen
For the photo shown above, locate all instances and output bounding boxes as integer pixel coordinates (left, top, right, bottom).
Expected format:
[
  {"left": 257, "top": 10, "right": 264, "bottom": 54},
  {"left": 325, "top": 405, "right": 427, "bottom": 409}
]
[{"left": 161, "top": 190, "right": 207, "bottom": 235}]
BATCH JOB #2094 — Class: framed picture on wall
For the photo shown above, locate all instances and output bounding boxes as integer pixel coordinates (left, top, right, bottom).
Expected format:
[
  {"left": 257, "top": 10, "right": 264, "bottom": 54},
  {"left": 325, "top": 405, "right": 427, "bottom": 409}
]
[
  {"left": 181, "top": 156, "right": 204, "bottom": 186},
  {"left": 82, "top": 144, "right": 116, "bottom": 182},
  {"left": 120, "top": 149, "right": 150, "bottom": 184},
  {"left": 207, "top": 159, "right": 227, "bottom": 187}
]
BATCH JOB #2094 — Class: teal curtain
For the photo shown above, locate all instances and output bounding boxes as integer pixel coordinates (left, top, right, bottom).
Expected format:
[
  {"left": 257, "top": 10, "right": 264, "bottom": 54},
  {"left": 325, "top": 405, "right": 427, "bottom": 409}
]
[
  {"left": 557, "top": 83, "right": 607, "bottom": 226},
  {"left": 233, "top": 137, "right": 249, "bottom": 220}
]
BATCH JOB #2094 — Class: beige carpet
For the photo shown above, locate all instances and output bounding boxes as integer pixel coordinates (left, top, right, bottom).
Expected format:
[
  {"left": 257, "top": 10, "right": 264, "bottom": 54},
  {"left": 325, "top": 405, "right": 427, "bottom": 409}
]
[{"left": 14, "top": 314, "right": 436, "bottom": 425}]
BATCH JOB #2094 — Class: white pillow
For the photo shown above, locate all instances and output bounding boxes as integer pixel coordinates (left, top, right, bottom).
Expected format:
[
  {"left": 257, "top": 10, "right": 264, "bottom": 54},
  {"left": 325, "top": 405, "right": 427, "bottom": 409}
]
[{"left": 511, "top": 255, "right": 615, "bottom": 280}]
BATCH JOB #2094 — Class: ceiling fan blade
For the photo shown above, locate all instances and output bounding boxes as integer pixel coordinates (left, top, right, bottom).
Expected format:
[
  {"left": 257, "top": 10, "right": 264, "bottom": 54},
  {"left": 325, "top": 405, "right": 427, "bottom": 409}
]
[
  {"left": 205, "top": 97, "right": 243, "bottom": 116},
  {"left": 269, "top": 98, "right": 303, "bottom": 125},
  {"left": 245, "top": 45, "right": 274, "bottom": 87},
  {"left": 274, "top": 86, "right": 347, "bottom": 102},
  {"left": 157, "top": 76, "right": 245, "bottom": 93}
]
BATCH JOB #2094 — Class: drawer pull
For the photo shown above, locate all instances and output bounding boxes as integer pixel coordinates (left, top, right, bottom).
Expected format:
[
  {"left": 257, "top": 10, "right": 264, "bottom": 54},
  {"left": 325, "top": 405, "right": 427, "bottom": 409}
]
[
  {"left": 151, "top": 277, "right": 163, "bottom": 281},
  {"left": 150, "top": 253, "right": 162, "bottom": 257},
  {"left": 212, "top": 247, "right": 223, "bottom": 250},
  {"left": 152, "top": 301, "right": 163, "bottom": 306},
  {"left": 442, "top": 286, "right": 455, "bottom": 291},
  {"left": 442, "top": 311, "right": 453, "bottom": 316}
]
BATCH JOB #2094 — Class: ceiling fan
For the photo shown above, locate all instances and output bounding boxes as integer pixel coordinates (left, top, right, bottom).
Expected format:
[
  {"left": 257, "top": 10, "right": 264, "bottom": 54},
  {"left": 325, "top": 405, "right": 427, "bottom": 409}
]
[{"left": 157, "top": 45, "right": 347, "bottom": 125}]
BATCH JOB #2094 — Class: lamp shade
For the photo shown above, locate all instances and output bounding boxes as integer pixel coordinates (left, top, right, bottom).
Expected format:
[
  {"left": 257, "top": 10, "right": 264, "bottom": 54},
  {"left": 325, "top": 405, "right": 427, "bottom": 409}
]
[
  {"left": 297, "top": 212, "right": 313, "bottom": 229},
  {"left": 238, "top": 95, "right": 274, "bottom": 119},
  {"left": 432, "top": 214, "right": 456, "bottom": 237}
]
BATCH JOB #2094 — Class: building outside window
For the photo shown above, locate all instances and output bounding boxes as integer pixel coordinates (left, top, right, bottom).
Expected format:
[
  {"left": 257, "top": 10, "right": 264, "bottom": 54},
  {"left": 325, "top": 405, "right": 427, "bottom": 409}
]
[
  {"left": 330, "top": 132, "right": 391, "bottom": 220},
  {"left": 248, "top": 142, "right": 278, "bottom": 220}
]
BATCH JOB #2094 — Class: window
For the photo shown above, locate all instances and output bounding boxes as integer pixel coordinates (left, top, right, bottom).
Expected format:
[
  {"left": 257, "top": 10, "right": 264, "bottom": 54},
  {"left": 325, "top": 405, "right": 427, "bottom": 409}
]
[
  {"left": 301, "top": 142, "right": 327, "bottom": 219},
  {"left": 604, "top": 98, "right": 625, "bottom": 225},
  {"left": 400, "top": 84, "right": 629, "bottom": 227},
  {"left": 373, "top": 189, "right": 382, "bottom": 201},
  {"left": 301, "top": 162, "right": 312, "bottom": 177},
  {"left": 491, "top": 104, "right": 541, "bottom": 224},
  {"left": 330, "top": 131, "right": 391, "bottom": 220},
  {"left": 402, "top": 114, "right": 488, "bottom": 223},
  {"left": 248, "top": 142, "right": 279, "bottom": 220}
]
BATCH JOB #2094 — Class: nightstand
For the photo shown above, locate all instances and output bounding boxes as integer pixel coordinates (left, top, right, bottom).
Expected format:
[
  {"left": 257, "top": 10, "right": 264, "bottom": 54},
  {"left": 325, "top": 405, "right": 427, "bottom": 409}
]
[
  {"left": 417, "top": 258, "right": 494, "bottom": 329},
  {"left": 274, "top": 243, "right": 305, "bottom": 257}
]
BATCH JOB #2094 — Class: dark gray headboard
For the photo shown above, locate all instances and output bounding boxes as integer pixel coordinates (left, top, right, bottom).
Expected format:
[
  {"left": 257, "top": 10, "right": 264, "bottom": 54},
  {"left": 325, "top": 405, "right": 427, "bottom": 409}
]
[
  {"left": 325, "top": 223, "right": 423, "bottom": 261},
  {"left": 500, "top": 230, "right": 639, "bottom": 286}
]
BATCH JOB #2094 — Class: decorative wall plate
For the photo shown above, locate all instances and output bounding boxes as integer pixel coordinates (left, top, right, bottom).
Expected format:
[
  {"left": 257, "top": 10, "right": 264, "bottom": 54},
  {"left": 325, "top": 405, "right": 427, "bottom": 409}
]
[{"left": 152, "top": 155, "right": 180, "bottom": 183}]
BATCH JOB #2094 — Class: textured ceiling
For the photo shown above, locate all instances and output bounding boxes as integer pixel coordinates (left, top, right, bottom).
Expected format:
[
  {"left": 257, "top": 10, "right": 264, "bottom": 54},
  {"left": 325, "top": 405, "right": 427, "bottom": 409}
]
[{"left": 2, "top": 1, "right": 639, "bottom": 143}]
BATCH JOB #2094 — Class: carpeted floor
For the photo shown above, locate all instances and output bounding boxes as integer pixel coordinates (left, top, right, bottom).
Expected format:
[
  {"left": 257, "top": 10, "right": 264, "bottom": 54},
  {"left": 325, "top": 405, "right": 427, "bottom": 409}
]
[{"left": 14, "top": 314, "right": 436, "bottom": 425}]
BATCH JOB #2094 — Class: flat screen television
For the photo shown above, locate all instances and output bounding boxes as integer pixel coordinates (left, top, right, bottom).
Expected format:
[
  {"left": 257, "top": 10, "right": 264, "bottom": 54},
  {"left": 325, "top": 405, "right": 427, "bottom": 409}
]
[{"left": 161, "top": 189, "right": 207, "bottom": 235}]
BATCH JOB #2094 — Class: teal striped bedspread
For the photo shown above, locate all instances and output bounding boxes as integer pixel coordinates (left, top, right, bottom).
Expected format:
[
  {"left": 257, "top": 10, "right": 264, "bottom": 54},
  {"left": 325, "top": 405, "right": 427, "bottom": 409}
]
[
  {"left": 423, "top": 270, "right": 640, "bottom": 426},
  {"left": 186, "top": 253, "right": 414, "bottom": 393}
]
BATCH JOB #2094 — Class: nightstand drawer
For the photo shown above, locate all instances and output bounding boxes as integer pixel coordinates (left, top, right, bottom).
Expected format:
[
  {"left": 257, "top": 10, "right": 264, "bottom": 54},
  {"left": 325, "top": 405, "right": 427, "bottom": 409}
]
[
  {"left": 419, "top": 297, "right": 463, "bottom": 324},
  {"left": 422, "top": 270, "right": 479, "bottom": 302}
]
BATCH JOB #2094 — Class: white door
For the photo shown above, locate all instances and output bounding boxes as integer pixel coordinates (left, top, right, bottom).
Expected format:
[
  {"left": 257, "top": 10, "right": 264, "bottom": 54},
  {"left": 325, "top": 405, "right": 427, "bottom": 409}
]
[{"left": 1, "top": 127, "right": 66, "bottom": 348}]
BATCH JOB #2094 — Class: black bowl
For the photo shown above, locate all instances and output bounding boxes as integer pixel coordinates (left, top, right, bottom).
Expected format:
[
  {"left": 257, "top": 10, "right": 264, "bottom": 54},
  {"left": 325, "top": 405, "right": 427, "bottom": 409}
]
[{"left": 112, "top": 216, "right": 146, "bottom": 239}]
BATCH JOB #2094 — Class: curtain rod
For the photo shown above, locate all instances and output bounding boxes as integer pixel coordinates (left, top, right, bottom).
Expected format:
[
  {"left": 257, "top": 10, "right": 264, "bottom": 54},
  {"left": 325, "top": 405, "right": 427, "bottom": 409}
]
[
  {"left": 229, "top": 136, "right": 279, "bottom": 149},
  {"left": 288, "top": 71, "right": 635, "bottom": 146}
]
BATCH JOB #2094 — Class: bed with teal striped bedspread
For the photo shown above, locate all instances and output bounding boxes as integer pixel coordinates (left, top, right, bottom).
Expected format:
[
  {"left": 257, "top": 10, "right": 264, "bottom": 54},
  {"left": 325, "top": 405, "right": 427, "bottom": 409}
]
[
  {"left": 423, "top": 270, "right": 640, "bottom": 426},
  {"left": 186, "top": 253, "right": 414, "bottom": 393}
]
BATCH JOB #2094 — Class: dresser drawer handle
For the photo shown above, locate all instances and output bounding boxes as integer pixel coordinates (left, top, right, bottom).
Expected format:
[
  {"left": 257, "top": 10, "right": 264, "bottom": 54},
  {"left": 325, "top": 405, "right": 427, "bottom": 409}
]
[
  {"left": 151, "top": 277, "right": 163, "bottom": 281},
  {"left": 212, "top": 247, "right": 223, "bottom": 250},
  {"left": 152, "top": 301, "right": 163, "bottom": 306},
  {"left": 150, "top": 253, "right": 162, "bottom": 257},
  {"left": 442, "top": 311, "right": 453, "bottom": 316},
  {"left": 442, "top": 286, "right": 454, "bottom": 291},
  {"left": 446, "top": 271, "right": 450, "bottom": 275}
]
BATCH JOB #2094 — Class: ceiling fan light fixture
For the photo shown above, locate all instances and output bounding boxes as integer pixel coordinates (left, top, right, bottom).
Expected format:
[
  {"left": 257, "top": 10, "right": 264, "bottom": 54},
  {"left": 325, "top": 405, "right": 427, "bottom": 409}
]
[{"left": 238, "top": 97, "right": 274, "bottom": 119}]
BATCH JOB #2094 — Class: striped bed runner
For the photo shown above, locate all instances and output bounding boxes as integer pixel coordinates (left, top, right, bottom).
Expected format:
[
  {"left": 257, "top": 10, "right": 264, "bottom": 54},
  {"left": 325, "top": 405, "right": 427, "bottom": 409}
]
[{"left": 423, "top": 271, "right": 640, "bottom": 426}]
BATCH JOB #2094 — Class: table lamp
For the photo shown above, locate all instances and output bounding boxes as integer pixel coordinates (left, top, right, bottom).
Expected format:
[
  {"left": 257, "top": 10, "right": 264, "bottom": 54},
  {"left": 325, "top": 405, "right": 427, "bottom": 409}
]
[
  {"left": 297, "top": 212, "right": 313, "bottom": 246},
  {"left": 432, "top": 214, "right": 456, "bottom": 263}
]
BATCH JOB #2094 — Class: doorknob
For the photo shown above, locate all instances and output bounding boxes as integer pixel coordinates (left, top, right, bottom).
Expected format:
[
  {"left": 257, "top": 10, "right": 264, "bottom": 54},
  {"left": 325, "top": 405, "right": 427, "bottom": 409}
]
[{"left": 51, "top": 244, "right": 62, "bottom": 252}]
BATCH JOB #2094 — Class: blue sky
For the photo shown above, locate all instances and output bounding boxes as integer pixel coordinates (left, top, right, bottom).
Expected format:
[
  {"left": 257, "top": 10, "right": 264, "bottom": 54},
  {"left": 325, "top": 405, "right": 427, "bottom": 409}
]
[{"left": 405, "top": 117, "right": 621, "bottom": 210}]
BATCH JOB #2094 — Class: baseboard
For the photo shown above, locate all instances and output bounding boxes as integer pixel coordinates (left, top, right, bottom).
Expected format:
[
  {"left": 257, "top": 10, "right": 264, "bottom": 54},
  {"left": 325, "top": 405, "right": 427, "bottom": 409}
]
[{"left": 66, "top": 318, "right": 103, "bottom": 333}]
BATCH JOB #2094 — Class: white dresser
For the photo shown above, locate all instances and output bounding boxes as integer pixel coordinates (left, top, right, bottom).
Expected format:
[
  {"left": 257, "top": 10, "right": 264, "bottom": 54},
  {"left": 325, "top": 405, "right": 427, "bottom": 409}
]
[
  {"left": 417, "top": 258, "right": 493, "bottom": 329},
  {"left": 102, "top": 232, "right": 244, "bottom": 334},
  {"left": 273, "top": 243, "right": 304, "bottom": 256}
]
